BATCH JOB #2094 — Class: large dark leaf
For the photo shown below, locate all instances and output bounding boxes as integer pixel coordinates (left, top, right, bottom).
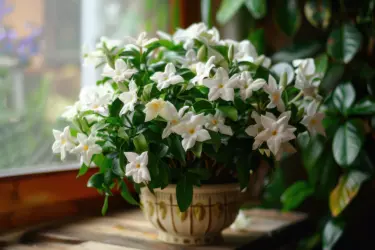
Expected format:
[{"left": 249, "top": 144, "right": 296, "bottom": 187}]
[
  {"left": 272, "top": 40, "right": 322, "bottom": 62},
  {"left": 274, "top": 0, "right": 302, "bottom": 36},
  {"left": 167, "top": 135, "right": 186, "bottom": 164},
  {"left": 327, "top": 23, "right": 362, "bottom": 64},
  {"left": 120, "top": 180, "right": 139, "bottom": 205},
  {"left": 218, "top": 106, "right": 238, "bottom": 121},
  {"left": 281, "top": 181, "right": 314, "bottom": 211},
  {"left": 87, "top": 173, "right": 104, "bottom": 189},
  {"left": 332, "top": 82, "right": 355, "bottom": 114},
  {"left": 248, "top": 29, "right": 265, "bottom": 55},
  {"left": 329, "top": 171, "right": 369, "bottom": 217},
  {"left": 216, "top": 0, "right": 246, "bottom": 25},
  {"left": 348, "top": 98, "right": 375, "bottom": 115},
  {"left": 320, "top": 63, "right": 345, "bottom": 94},
  {"left": 304, "top": 0, "right": 331, "bottom": 29},
  {"left": 245, "top": 0, "right": 267, "bottom": 19},
  {"left": 315, "top": 53, "right": 329, "bottom": 75},
  {"left": 332, "top": 119, "right": 364, "bottom": 167},
  {"left": 176, "top": 176, "right": 193, "bottom": 212}
]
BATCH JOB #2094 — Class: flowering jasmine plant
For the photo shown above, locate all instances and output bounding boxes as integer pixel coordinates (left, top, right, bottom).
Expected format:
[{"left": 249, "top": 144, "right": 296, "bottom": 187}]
[{"left": 52, "top": 23, "right": 325, "bottom": 213}]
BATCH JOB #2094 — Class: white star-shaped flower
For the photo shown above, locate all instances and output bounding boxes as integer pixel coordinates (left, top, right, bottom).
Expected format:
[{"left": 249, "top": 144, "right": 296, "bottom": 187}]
[
  {"left": 224, "top": 40, "right": 258, "bottom": 62},
  {"left": 150, "top": 63, "right": 184, "bottom": 90},
  {"left": 301, "top": 101, "right": 326, "bottom": 136},
  {"left": 102, "top": 59, "right": 138, "bottom": 83},
  {"left": 254, "top": 112, "right": 296, "bottom": 156},
  {"left": 96, "top": 36, "right": 122, "bottom": 51},
  {"left": 202, "top": 67, "right": 239, "bottom": 101},
  {"left": 205, "top": 111, "right": 233, "bottom": 136},
  {"left": 270, "top": 62, "right": 294, "bottom": 85},
  {"left": 292, "top": 58, "right": 321, "bottom": 96},
  {"left": 237, "top": 71, "right": 266, "bottom": 101},
  {"left": 124, "top": 32, "right": 158, "bottom": 51},
  {"left": 179, "top": 49, "right": 198, "bottom": 68},
  {"left": 82, "top": 45, "right": 104, "bottom": 67},
  {"left": 264, "top": 75, "right": 285, "bottom": 112},
  {"left": 143, "top": 99, "right": 174, "bottom": 122},
  {"left": 245, "top": 111, "right": 264, "bottom": 149},
  {"left": 161, "top": 103, "right": 192, "bottom": 139},
  {"left": 52, "top": 126, "right": 76, "bottom": 161},
  {"left": 118, "top": 80, "right": 138, "bottom": 115},
  {"left": 71, "top": 133, "right": 102, "bottom": 166},
  {"left": 172, "top": 114, "right": 211, "bottom": 151},
  {"left": 124, "top": 151, "right": 150, "bottom": 184},
  {"left": 61, "top": 101, "right": 81, "bottom": 121},
  {"left": 190, "top": 56, "right": 216, "bottom": 84}
]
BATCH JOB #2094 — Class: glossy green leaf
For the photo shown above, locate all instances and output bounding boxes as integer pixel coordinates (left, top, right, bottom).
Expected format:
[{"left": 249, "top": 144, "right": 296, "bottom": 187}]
[
  {"left": 332, "top": 119, "right": 364, "bottom": 167},
  {"left": 245, "top": 0, "right": 267, "bottom": 19},
  {"left": 191, "top": 142, "right": 203, "bottom": 158},
  {"left": 275, "top": 0, "right": 302, "bottom": 36},
  {"left": 323, "top": 220, "right": 344, "bottom": 250},
  {"left": 248, "top": 29, "right": 265, "bottom": 55},
  {"left": 320, "top": 63, "right": 345, "bottom": 94},
  {"left": 304, "top": 0, "right": 331, "bottom": 29},
  {"left": 315, "top": 53, "right": 329, "bottom": 75},
  {"left": 176, "top": 176, "right": 193, "bottom": 212},
  {"left": 348, "top": 98, "right": 375, "bottom": 115},
  {"left": 101, "top": 195, "right": 109, "bottom": 215},
  {"left": 120, "top": 180, "right": 139, "bottom": 205},
  {"left": 329, "top": 171, "right": 369, "bottom": 217},
  {"left": 218, "top": 106, "right": 238, "bottom": 121},
  {"left": 281, "top": 181, "right": 314, "bottom": 211},
  {"left": 272, "top": 40, "right": 322, "bottom": 62},
  {"left": 327, "top": 23, "right": 362, "bottom": 64},
  {"left": 133, "top": 134, "right": 148, "bottom": 153},
  {"left": 167, "top": 135, "right": 186, "bottom": 164},
  {"left": 77, "top": 163, "right": 89, "bottom": 178},
  {"left": 87, "top": 173, "right": 104, "bottom": 189},
  {"left": 201, "top": 0, "right": 212, "bottom": 28},
  {"left": 193, "top": 100, "right": 213, "bottom": 113},
  {"left": 216, "top": 0, "right": 246, "bottom": 24},
  {"left": 332, "top": 82, "right": 355, "bottom": 113}
]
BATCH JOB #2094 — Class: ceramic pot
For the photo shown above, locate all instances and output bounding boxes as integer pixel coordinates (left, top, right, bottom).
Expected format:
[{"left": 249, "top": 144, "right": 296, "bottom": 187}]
[{"left": 140, "top": 183, "right": 243, "bottom": 245}]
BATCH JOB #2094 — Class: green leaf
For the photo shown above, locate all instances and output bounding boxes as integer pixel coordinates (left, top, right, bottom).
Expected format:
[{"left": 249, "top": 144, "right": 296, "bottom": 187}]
[
  {"left": 332, "top": 82, "right": 355, "bottom": 113},
  {"left": 320, "top": 63, "right": 345, "bottom": 94},
  {"left": 348, "top": 98, "right": 375, "bottom": 115},
  {"left": 315, "top": 53, "right": 329, "bottom": 75},
  {"left": 248, "top": 29, "right": 265, "bottom": 55},
  {"left": 176, "top": 176, "right": 193, "bottom": 212},
  {"left": 87, "top": 173, "right": 104, "bottom": 189},
  {"left": 274, "top": 0, "right": 302, "bottom": 36},
  {"left": 218, "top": 106, "right": 238, "bottom": 121},
  {"left": 281, "top": 181, "right": 314, "bottom": 211},
  {"left": 101, "top": 195, "right": 109, "bottom": 216},
  {"left": 167, "top": 135, "right": 186, "bottom": 164},
  {"left": 112, "top": 158, "right": 125, "bottom": 177},
  {"left": 245, "top": 0, "right": 267, "bottom": 19},
  {"left": 120, "top": 180, "right": 139, "bottom": 205},
  {"left": 109, "top": 98, "right": 123, "bottom": 117},
  {"left": 323, "top": 220, "right": 344, "bottom": 250},
  {"left": 304, "top": 0, "right": 331, "bottom": 29},
  {"left": 133, "top": 134, "right": 148, "bottom": 153},
  {"left": 141, "top": 83, "right": 154, "bottom": 102},
  {"left": 330, "top": 171, "right": 369, "bottom": 217},
  {"left": 332, "top": 119, "right": 364, "bottom": 167},
  {"left": 327, "top": 23, "right": 362, "bottom": 64},
  {"left": 191, "top": 142, "right": 203, "bottom": 158},
  {"left": 193, "top": 100, "right": 213, "bottom": 113},
  {"left": 201, "top": 0, "right": 212, "bottom": 28},
  {"left": 117, "top": 127, "right": 129, "bottom": 141},
  {"left": 132, "top": 109, "right": 146, "bottom": 126},
  {"left": 216, "top": 0, "right": 246, "bottom": 24},
  {"left": 77, "top": 163, "right": 89, "bottom": 178},
  {"left": 272, "top": 40, "right": 322, "bottom": 62}
]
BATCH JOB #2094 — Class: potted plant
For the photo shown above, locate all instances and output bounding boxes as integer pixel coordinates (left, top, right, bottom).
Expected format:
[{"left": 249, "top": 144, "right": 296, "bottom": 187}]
[{"left": 52, "top": 22, "right": 325, "bottom": 245}]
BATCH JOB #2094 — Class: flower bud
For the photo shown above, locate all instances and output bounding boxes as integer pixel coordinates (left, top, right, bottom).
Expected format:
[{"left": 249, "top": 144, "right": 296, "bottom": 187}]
[
  {"left": 228, "top": 44, "right": 234, "bottom": 61},
  {"left": 280, "top": 72, "right": 288, "bottom": 89},
  {"left": 197, "top": 45, "right": 207, "bottom": 61}
]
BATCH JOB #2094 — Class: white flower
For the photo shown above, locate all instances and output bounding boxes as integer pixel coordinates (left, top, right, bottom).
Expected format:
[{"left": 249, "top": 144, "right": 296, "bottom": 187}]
[
  {"left": 292, "top": 58, "right": 321, "bottom": 96},
  {"left": 61, "top": 101, "right": 81, "bottom": 121},
  {"left": 254, "top": 55, "right": 271, "bottom": 68},
  {"left": 143, "top": 99, "right": 174, "bottom": 122},
  {"left": 230, "top": 210, "right": 252, "bottom": 231},
  {"left": 96, "top": 36, "right": 122, "bottom": 50},
  {"left": 245, "top": 111, "right": 264, "bottom": 149},
  {"left": 101, "top": 59, "right": 138, "bottom": 83},
  {"left": 275, "top": 142, "right": 297, "bottom": 161},
  {"left": 301, "top": 101, "right": 326, "bottom": 136},
  {"left": 205, "top": 111, "right": 233, "bottom": 135},
  {"left": 161, "top": 104, "right": 192, "bottom": 139},
  {"left": 270, "top": 62, "right": 294, "bottom": 85},
  {"left": 237, "top": 71, "right": 266, "bottom": 101},
  {"left": 118, "top": 80, "right": 138, "bottom": 115},
  {"left": 174, "top": 22, "right": 220, "bottom": 49},
  {"left": 82, "top": 45, "right": 104, "bottom": 67},
  {"left": 52, "top": 126, "right": 76, "bottom": 161},
  {"left": 264, "top": 75, "right": 285, "bottom": 112},
  {"left": 156, "top": 30, "right": 173, "bottom": 40},
  {"left": 71, "top": 133, "right": 102, "bottom": 166},
  {"left": 79, "top": 86, "right": 113, "bottom": 116},
  {"left": 150, "top": 63, "right": 184, "bottom": 90},
  {"left": 190, "top": 56, "right": 216, "bottom": 84},
  {"left": 124, "top": 32, "right": 158, "bottom": 51},
  {"left": 179, "top": 49, "right": 198, "bottom": 68},
  {"left": 124, "top": 151, "right": 150, "bottom": 184},
  {"left": 254, "top": 112, "right": 296, "bottom": 156},
  {"left": 172, "top": 114, "right": 211, "bottom": 151},
  {"left": 202, "top": 67, "right": 238, "bottom": 101},
  {"left": 224, "top": 40, "right": 258, "bottom": 62}
]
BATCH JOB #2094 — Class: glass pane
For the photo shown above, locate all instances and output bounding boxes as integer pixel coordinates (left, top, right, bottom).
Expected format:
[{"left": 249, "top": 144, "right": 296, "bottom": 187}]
[{"left": 0, "top": 0, "right": 169, "bottom": 171}]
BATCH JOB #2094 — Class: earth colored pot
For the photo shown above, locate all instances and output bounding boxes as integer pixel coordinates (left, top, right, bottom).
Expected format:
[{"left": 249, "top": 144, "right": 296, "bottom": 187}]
[{"left": 140, "top": 183, "right": 243, "bottom": 245}]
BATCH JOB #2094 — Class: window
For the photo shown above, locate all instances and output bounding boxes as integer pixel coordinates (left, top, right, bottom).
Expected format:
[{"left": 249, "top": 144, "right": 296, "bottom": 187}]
[{"left": 0, "top": 0, "right": 169, "bottom": 175}]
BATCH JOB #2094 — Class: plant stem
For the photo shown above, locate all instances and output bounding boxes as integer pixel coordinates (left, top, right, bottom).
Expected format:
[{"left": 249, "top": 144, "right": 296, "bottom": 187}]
[{"left": 288, "top": 91, "right": 303, "bottom": 105}]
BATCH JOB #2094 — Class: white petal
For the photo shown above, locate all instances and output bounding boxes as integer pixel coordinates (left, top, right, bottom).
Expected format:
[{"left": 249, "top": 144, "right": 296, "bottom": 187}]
[
  {"left": 125, "top": 152, "right": 139, "bottom": 162},
  {"left": 267, "top": 136, "right": 282, "bottom": 155},
  {"left": 218, "top": 124, "right": 233, "bottom": 136},
  {"left": 271, "top": 63, "right": 294, "bottom": 84},
  {"left": 267, "top": 75, "right": 277, "bottom": 90},
  {"left": 276, "top": 100, "right": 285, "bottom": 112},
  {"left": 139, "top": 151, "right": 148, "bottom": 166},
  {"left": 249, "top": 79, "right": 266, "bottom": 91},
  {"left": 220, "top": 88, "right": 234, "bottom": 101},
  {"left": 208, "top": 88, "right": 221, "bottom": 101},
  {"left": 52, "top": 129, "right": 62, "bottom": 140},
  {"left": 77, "top": 133, "right": 88, "bottom": 144},
  {"left": 261, "top": 115, "right": 275, "bottom": 129},
  {"left": 202, "top": 79, "right": 219, "bottom": 88},
  {"left": 165, "top": 63, "right": 176, "bottom": 74},
  {"left": 182, "top": 137, "right": 196, "bottom": 151},
  {"left": 196, "top": 129, "right": 211, "bottom": 141},
  {"left": 115, "top": 59, "right": 126, "bottom": 70},
  {"left": 255, "top": 129, "right": 271, "bottom": 142},
  {"left": 245, "top": 125, "right": 259, "bottom": 137},
  {"left": 168, "top": 75, "right": 184, "bottom": 85},
  {"left": 162, "top": 124, "right": 173, "bottom": 139}
]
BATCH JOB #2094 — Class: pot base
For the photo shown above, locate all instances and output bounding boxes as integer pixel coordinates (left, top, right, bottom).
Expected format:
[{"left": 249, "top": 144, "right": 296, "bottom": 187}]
[{"left": 157, "top": 231, "right": 223, "bottom": 245}]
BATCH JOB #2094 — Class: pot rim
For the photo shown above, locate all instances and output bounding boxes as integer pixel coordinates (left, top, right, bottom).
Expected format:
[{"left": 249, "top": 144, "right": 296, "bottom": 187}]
[{"left": 142, "top": 183, "right": 241, "bottom": 193}]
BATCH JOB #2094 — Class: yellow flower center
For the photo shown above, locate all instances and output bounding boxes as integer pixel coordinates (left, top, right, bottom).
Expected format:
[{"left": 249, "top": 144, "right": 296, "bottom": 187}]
[
  {"left": 171, "top": 119, "right": 178, "bottom": 125},
  {"left": 212, "top": 119, "right": 218, "bottom": 125},
  {"left": 272, "top": 130, "right": 277, "bottom": 136},
  {"left": 151, "top": 102, "right": 161, "bottom": 110},
  {"left": 310, "top": 118, "right": 316, "bottom": 125},
  {"left": 272, "top": 93, "right": 280, "bottom": 102},
  {"left": 93, "top": 104, "right": 99, "bottom": 109},
  {"left": 218, "top": 83, "right": 224, "bottom": 88},
  {"left": 61, "top": 139, "right": 66, "bottom": 145},
  {"left": 136, "top": 163, "right": 141, "bottom": 169},
  {"left": 83, "top": 145, "right": 89, "bottom": 151},
  {"left": 189, "top": 128, "right": 195, "bottom": 134}
]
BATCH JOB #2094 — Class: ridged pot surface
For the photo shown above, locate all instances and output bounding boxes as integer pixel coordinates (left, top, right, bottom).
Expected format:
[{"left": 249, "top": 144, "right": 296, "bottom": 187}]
[{"left": 140, "top": 183, "right": 242, "bottom": 245}]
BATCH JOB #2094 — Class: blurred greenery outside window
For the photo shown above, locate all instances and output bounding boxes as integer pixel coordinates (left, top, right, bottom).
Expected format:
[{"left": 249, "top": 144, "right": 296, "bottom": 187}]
[{"left": 0, "top": 0, "right": 169, "bottom": 173}]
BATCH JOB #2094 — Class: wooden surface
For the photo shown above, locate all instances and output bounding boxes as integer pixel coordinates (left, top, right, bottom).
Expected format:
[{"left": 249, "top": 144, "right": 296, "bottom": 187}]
[{"left": 2, "top": 208, "right": 310, "bottom": 250}]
